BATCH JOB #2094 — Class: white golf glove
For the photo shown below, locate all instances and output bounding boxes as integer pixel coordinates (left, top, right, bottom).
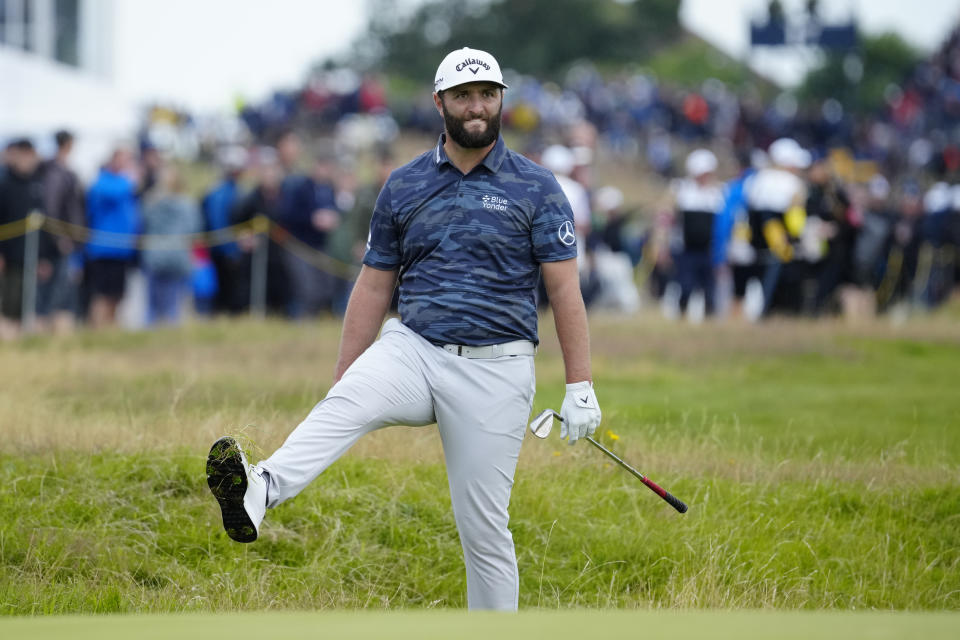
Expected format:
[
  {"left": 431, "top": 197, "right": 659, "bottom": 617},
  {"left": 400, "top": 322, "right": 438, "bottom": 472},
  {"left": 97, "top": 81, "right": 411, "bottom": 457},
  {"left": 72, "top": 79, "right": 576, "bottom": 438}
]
[{"left": 560, "top": 381, "right": 601, "bottom": 445}]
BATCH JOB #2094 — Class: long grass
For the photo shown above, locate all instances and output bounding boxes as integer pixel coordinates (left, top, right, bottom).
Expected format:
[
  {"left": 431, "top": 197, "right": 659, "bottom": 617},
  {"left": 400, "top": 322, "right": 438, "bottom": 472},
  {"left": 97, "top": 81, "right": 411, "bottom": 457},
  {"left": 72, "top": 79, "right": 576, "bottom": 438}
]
[{"left": 0, "top": 312, "right": 958, "bottom": 613}]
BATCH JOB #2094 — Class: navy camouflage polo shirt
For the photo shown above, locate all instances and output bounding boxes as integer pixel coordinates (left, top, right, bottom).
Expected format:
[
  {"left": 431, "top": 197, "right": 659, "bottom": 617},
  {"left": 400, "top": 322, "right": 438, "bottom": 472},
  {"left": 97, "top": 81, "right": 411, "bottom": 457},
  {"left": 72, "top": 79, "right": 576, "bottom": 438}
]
[{"left": 363, "top": 134, "right": 577, "bottom": 346}]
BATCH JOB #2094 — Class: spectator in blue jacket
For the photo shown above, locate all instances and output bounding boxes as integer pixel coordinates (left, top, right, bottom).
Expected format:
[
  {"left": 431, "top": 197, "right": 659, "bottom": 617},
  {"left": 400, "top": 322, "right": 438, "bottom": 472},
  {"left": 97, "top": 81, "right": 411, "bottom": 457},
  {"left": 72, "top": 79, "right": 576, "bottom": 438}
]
[
  {"left": 85, "top": 147, "right": 140, "bottom": 328},
  {"left": 202, "top": 146, "right": 248, "bottom": 314}
]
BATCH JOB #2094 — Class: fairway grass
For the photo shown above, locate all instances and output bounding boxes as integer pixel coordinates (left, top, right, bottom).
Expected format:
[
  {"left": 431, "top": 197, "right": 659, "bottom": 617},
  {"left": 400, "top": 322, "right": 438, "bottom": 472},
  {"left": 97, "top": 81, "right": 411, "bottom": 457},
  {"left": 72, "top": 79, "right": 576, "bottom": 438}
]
[
  {"left": 1, "top": 314, "right": 958, "bottom": 613},
  {"left": 1, "top": 610, "right": 958, "bottom": 640}
]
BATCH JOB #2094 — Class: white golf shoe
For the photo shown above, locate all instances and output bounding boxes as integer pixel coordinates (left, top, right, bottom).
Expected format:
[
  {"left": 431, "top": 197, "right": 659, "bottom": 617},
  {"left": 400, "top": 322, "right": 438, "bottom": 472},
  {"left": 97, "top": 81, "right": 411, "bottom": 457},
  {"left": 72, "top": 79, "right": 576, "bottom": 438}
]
[{"left": 206, "top": 436, "right": 266, "bottom": 543}]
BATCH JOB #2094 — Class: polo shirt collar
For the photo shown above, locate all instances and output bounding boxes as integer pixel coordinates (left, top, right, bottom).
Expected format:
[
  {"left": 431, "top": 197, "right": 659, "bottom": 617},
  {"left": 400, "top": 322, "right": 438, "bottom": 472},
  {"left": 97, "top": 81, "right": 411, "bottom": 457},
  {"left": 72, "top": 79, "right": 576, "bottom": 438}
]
[
  {"left": 482, "top": 135, "right": 507, "bottom": 173},
  {"left": 434, "top": 134, "right": 507, "bottom": 174}
]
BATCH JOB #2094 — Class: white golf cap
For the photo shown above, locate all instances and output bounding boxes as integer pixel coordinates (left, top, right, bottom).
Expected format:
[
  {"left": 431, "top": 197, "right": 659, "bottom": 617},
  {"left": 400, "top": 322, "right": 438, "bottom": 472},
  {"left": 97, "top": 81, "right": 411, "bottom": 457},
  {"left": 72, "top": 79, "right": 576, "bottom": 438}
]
[
  {"left": 594, "top": 185, "right": 624, "bottom": 212},
  {"left": 924, "top": 181, "right": 951, "bottom": 213},
  {"left": 769, "top": 137, "right": 811, "bottom": 169},
  {"left": 217, "top": 145, "right": 248, "bottom": 170},
  {"left": 685, "top": 148, "right": 718, "bottom": 176},
  {"left": 434, "top": 47, "right": 508, "bottom": 93},
  {"left": 868, "top": 174, "right": 890, "bottom": 200},
  {"left": 541, "top": 144, "right": 575, "bottom": 176}
]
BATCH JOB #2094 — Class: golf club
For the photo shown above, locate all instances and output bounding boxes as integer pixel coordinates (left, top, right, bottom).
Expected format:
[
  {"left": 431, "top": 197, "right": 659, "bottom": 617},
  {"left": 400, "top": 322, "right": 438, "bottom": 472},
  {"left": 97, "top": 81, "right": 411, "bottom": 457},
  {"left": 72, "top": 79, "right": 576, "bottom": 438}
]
[{"left": 528, "top": 409, "right": 688, "bottom": 514}]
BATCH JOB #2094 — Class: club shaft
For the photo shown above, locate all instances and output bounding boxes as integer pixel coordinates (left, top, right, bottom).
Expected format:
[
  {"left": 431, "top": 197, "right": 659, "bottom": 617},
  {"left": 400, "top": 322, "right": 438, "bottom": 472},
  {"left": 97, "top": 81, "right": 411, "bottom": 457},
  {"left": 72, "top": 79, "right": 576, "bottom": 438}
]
[
  {"left": 585, "top": 435, "right": 646, "bottom": 481},
  {"left": 542, "top": 410, "right": 688, "bottom": 513},
  {"left": 586, "top": 436, "right": 687, "bottom": 513}
]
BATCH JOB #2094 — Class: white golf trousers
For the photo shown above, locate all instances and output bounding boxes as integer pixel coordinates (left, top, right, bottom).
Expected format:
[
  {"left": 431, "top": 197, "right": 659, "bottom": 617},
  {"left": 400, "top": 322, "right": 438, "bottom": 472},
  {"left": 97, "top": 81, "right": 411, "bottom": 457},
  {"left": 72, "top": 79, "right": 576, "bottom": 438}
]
[{"left": 258, "top": 318, "right": 536, "bottom": 610}]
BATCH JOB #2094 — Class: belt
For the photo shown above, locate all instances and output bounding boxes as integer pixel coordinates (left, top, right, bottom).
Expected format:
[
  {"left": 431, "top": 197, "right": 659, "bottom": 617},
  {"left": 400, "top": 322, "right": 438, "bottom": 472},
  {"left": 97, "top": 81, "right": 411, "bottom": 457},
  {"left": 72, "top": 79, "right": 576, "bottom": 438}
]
[{"left": 441, "top": 340, "right": 536, "bottom": 359}]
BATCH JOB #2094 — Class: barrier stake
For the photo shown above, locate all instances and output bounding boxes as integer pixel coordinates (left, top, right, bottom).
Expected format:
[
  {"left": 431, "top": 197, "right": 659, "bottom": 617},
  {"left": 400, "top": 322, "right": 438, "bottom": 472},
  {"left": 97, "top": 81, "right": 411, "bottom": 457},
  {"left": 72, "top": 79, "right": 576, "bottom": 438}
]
[
  {"left": 250, "top": 216, "right": 268, "bottom": 318},
  {"left": 20, "top": 212, "right": 42, "bottom": 334}
]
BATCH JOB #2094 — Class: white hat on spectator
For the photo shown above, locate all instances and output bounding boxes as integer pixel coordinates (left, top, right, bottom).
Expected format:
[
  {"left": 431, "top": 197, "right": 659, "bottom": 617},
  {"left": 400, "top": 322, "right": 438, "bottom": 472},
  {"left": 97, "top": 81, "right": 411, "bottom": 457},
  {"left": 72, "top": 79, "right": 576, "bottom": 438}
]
[
  {"left": 541, "top": 144, "right": 576, "bottom": 176},
  {"left": 951, "top": 184, "right": 960, "bottom": 211},
  {"left": 924, "top": 181, "right": 951, "bottom": 213},
  {"left": 769, "top": 137, "right": 811, "bottom": 169},
  {"left": 218, "top": 145, "right": 248, "bottom": 171},
  {"left": 867, "top": 174, "right": 890, "bottom": 201},
  {"left": 571, "top": 145, "right": 593, "bottom": 167},
  {"left": 686, "top": 149, "right": 718, "bottom": 177},
  {"left": 594, "top": 185, "right": 624, "bottom": 213},
  {"left": 434, "top": 47, "right": 508, "bottom": 93}
]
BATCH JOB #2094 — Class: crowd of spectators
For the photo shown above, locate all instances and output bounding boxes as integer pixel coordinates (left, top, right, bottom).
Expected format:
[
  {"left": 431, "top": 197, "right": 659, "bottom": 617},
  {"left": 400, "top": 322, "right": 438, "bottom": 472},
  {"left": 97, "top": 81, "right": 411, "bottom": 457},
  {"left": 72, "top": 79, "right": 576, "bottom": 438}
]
[
  {"left": 0, "top": 126, "right": 397, "bottom": 338},
  {"left": 3, "top": 27, "right": 960, "bottom": 338},
  {"left": 493, "top": 26, "right": 960, "bottom": 320}
]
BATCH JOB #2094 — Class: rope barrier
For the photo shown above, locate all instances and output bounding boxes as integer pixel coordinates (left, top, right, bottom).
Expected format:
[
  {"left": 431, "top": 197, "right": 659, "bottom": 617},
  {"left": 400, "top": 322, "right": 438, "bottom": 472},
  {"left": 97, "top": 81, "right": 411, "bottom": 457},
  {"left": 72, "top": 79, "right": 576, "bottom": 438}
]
[
  {"left": 633, "top": 233, "right": 660, "bottom": 290},
  {"left": 0, "top": 215, "right": 32, "bottom": 242},
  {"left": 41, "top": 215, "right": 262, "bottom": 249},
  {"left": 911, "top": 243, "right": 934, "bottom": 302},
  {"left": 0, "top": 212, "right": 362, "bottom": 280},
  {"left": 939, "top": 245, "right": 956, "bottom": 291},
  {"left": 2, "top": 211, "right": 957, "bottom": 303},
  {"left": 268, "top": 221, "right": 361, "bottom": 280},
  {"left": 875, "top": 246, "right": 903, "bottom": 308}
]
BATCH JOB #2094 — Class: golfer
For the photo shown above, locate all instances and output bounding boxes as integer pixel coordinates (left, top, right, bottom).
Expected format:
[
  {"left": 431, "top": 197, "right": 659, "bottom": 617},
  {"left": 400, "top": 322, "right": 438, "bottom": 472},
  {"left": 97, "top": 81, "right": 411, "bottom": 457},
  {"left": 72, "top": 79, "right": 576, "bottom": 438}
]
[{"left": 206, "top": 46, "right": 602, "bottom": 611}]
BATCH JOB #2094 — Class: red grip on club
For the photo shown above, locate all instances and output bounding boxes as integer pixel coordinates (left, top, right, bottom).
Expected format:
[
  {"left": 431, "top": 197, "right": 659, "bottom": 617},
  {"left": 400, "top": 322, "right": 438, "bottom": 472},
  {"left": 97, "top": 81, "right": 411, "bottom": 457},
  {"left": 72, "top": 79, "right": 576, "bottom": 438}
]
[{"left": 642, "top": 476, "right": 688, "bottom": 513}]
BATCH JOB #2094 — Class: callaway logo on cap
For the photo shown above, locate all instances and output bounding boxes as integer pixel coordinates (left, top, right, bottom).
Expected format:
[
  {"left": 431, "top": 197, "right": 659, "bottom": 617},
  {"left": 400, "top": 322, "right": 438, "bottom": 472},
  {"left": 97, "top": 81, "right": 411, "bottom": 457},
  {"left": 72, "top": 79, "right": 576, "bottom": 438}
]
[{"left": 435, "top": 47, "right": 508, "bottom": 92}]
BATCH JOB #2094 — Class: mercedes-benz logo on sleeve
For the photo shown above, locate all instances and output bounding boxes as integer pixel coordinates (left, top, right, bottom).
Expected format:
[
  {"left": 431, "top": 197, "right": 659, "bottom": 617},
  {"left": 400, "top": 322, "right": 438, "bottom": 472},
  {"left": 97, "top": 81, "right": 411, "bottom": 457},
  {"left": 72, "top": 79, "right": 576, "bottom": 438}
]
[{"left": 558, "top": 220, "right": 576, "bottom": 246}]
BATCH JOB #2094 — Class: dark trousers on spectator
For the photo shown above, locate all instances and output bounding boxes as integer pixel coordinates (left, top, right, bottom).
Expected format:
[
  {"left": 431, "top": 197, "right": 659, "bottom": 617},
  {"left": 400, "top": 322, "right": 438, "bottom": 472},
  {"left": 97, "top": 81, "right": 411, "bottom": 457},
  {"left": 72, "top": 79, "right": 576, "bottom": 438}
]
[
  {"left": 283, "top": 249, "right": 334, "bottom": 319},
  {"left": 0, "top": 266, "right": 24, "bottom": 320},
  {"left": 212, "top": 253, "right": 250, "bottom": 314},
  {"left": 677, "top": 250, "right": 715, "bottom": 314}
]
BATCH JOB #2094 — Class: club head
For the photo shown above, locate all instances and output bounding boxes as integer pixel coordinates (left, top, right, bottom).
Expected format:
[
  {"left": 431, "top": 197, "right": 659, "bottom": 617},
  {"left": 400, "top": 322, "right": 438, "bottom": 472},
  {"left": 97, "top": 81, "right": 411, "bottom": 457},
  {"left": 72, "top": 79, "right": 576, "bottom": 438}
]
[{"left": 528, "top": 409, "right": 557, "bottom": 439}]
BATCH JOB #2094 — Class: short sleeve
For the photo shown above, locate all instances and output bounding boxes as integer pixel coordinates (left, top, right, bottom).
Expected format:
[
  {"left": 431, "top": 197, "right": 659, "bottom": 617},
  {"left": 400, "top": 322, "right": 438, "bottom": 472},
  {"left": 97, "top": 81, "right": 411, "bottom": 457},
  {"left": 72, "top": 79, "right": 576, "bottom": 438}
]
[
  {"left": 531, "top": 175, "right": 578, "bottom": 263},
  {"left": 362, "top": 180, "right": 401, "bottom": 270}
]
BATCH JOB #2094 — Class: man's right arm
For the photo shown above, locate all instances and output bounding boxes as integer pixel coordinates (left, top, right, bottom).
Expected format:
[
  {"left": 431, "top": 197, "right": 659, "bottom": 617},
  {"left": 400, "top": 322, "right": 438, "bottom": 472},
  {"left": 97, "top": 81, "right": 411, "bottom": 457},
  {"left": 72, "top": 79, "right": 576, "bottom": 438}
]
[{"left": 333, "top": 264, "right": 398, "bottom": 382}]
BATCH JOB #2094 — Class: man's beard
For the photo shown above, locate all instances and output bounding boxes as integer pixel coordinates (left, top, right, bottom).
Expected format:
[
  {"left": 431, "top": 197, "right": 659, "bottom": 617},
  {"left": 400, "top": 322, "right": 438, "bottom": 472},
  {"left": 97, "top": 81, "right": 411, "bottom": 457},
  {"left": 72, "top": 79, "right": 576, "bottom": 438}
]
[{"left": 442, "top": 101, "right": 502, "bottom": 149}]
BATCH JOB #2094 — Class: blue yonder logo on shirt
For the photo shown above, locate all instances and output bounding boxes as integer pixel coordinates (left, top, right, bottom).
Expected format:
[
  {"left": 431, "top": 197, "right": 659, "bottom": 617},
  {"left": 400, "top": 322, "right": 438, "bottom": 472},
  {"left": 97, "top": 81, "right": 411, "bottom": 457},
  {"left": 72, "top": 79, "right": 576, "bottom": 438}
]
[{"left": 482, "top": 194, "right": 509, "bottom": 212}]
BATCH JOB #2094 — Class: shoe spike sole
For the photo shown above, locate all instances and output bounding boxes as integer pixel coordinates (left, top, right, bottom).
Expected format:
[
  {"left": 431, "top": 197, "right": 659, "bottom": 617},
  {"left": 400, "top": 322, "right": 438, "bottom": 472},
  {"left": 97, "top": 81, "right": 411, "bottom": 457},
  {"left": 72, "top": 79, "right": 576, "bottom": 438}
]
[{"left": 206, "top": 436, "right": 257, "bottom": 543}]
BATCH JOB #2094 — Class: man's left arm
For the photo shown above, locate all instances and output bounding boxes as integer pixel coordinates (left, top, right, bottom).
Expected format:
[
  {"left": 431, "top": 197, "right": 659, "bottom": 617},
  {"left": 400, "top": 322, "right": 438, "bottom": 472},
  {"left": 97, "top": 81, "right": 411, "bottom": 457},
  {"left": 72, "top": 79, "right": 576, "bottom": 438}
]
[
  {"left": 542, "top": 258, "right": 591, "bottom": 383},
  {"left": 542, "top": 258, "right": 601, "bottom": 444}
]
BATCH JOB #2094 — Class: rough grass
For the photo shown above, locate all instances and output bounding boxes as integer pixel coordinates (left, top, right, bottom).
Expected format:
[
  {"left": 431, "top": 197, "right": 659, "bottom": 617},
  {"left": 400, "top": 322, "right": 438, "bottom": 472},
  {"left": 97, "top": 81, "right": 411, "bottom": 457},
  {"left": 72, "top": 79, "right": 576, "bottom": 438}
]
[{"left": 0, "top": 312, "right": 958, "bottom": 613}]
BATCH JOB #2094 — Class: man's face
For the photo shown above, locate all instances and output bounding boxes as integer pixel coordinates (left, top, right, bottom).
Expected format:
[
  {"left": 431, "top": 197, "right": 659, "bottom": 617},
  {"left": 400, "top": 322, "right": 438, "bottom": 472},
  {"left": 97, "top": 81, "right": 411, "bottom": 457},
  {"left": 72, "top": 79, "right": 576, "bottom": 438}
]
[
  {"left": 109, "top": 148, "right": 133, "bottom": 174},
  {"left": 312, "top": 159, "right": 336, "bottom": 183},
  {"left": 276, "top": 134, "right": 301, "bottom": 169},
  {"left": 259, "top": 162, "right": 283, "bottom": 192},
  {"left": 9, "top": 147, "right": 39, "bottom": 175},
  {"left": 809, "top": 161, "right": 829, "bottom": 184},
  {"left": 435, "top": 82, "right": 502, "bottom": 149}
]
